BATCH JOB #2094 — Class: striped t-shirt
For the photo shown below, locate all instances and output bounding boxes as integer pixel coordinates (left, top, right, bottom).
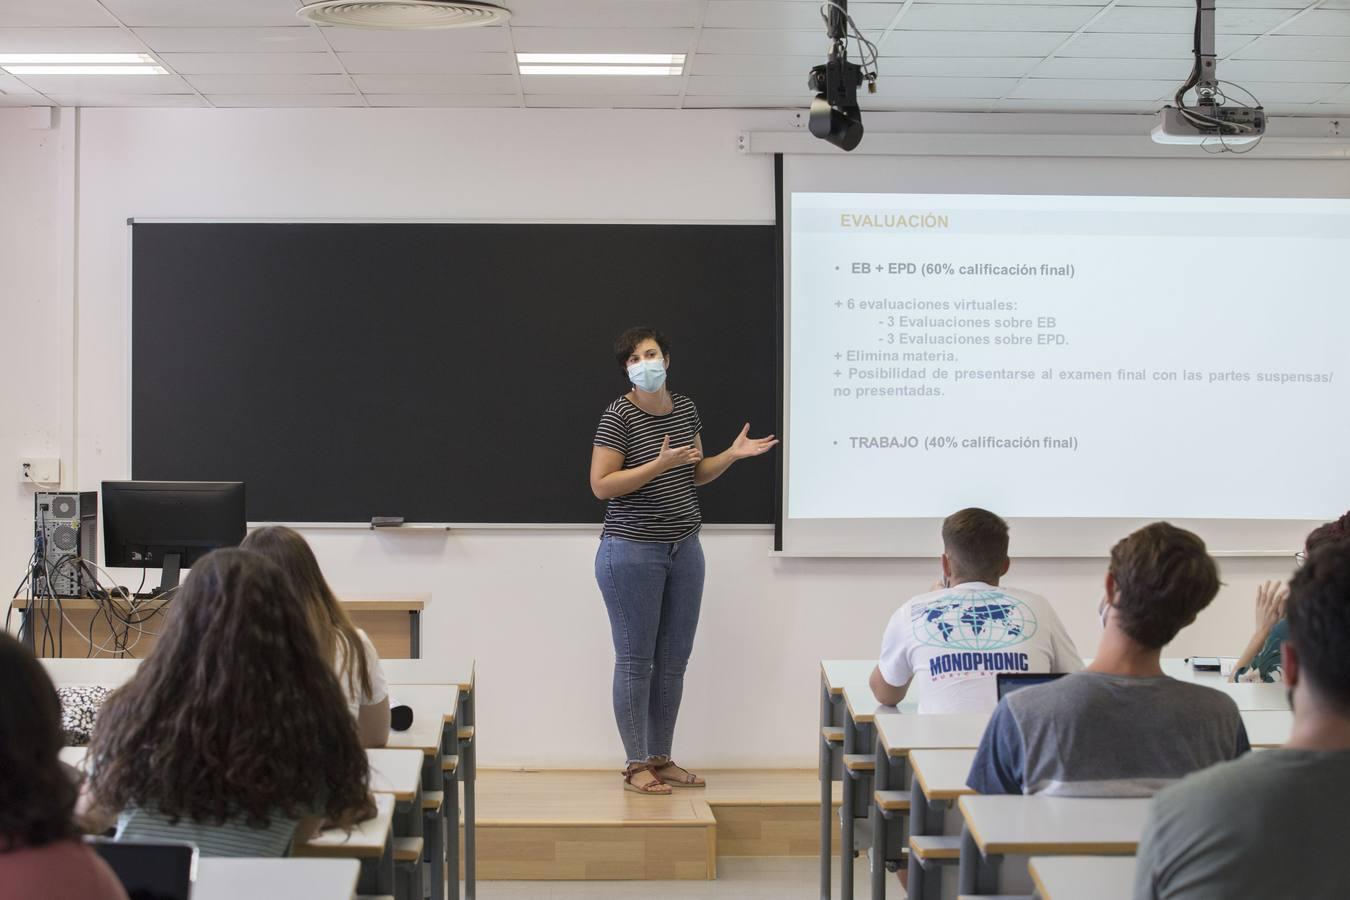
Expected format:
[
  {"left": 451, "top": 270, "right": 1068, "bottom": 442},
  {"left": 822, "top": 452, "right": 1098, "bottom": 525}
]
[
  {"left": 593, "top": 393, "right": 703, "bottom": 543},
  {"left": 116, "top": 806, "right": 304, "bottom": 858}
]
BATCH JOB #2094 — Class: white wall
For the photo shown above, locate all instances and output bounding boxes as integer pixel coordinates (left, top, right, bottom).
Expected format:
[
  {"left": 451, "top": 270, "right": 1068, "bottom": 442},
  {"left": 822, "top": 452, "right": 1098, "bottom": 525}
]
[
  {"left": 3, "top": 106, "right": 1313, "bottom": 767},
  {"left": 0, "top": 108, "right": 69, "bottom": 610}
]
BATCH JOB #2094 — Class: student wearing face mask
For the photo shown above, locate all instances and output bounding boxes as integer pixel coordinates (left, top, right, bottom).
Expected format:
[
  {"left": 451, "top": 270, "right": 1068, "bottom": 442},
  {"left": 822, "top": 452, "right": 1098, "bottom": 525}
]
[{"left": 589, "top": 326, "right": 777, "bottom": 795}]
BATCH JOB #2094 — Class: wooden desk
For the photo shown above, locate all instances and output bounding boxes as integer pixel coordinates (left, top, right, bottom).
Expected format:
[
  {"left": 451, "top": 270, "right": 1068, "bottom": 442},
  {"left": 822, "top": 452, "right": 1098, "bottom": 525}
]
[
  {"left": 14, "top": 594, "right": 427, "bottom": 659},
  {"left": 368, "top": 748, "right": 426, "bottom": 803},
  {"left": 869, "top": 713, "right": 990, "bottom": 900},
  {"left": 1241, "top": 709, "right": 1293, "bottom": 748},
  {"left": 388, "top": 683, "right": 462, "bottom": 900},
  {"left": 909, "top": 749, "right": 977, "bottom": 803},
  {"left": 43, "top": 657, "right": 140, "bottom": 687},
  {"left": 193, "top": 858, "right": 360, "bottom": 900},
  {"left": 901, "top": 749, "right": 978, "bottom": 900},
  {"left": 384, "top": 659, "right": 477, "bottom": 900},
  {"left": 1030, "top": 855, "right": 1137, "bottom": 900},
  {"left": 294, "top": 793, "right": 396, "bottom": 896},
  {"left": 957, "top": 795, "right": 1148, "bottom": 895},
  {"left": 819, "top": 660, "right": 872, "bottom": 900}
]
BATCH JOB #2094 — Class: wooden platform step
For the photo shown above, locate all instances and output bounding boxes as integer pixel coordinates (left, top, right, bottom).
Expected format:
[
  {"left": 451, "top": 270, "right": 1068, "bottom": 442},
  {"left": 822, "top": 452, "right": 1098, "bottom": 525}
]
[{"left": 472, "top": 769, "right": 843, "bottom": 880}]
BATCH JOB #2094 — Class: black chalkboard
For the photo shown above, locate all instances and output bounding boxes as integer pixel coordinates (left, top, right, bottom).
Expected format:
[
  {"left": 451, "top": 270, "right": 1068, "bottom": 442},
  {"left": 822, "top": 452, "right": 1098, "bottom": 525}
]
[{"left": 131, "top": 222, "right": 776, "bottom": 524}]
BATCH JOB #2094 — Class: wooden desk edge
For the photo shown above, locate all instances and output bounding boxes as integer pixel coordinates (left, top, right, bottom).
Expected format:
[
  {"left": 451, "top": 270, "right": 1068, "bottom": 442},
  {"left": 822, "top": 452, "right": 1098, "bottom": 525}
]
[{"left": 984, "top": 840, "right": 1139, "bottom": 855}]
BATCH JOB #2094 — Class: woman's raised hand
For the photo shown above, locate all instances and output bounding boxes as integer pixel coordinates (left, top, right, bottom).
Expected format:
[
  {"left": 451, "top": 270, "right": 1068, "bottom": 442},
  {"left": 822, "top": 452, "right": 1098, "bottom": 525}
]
[
  {"left": 657, "top": 434, "right": 703, "bottom": 471},
  {"left": 729, "top": 423, "right": 779, "bottom": 460}
]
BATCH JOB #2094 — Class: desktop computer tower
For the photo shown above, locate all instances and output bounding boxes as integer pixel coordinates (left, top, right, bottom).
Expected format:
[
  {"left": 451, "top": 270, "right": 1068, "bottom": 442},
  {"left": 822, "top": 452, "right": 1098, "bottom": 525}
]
[{"left": 34, "top": 491, "right": 97, "bottom": 597}]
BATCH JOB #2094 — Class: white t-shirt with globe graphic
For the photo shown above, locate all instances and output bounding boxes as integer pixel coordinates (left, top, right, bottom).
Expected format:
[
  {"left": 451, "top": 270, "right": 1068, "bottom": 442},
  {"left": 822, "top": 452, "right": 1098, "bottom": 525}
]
[{"left": 878, "top": 582, "right": 1083, "bottom": 714}]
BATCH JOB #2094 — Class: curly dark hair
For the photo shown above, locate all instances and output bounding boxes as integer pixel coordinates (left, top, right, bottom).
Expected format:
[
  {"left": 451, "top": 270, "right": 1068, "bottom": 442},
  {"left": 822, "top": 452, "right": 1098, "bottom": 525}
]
[
  {"left": 1108, "top": 522, "right": 1220, "bottom": 649},
  {"left": 0, "top": 633, "right": 78, "bottom": 851},
  {"left": 1306, "top": 510, "right": 1350, "bottom": 555},
  {"left": 1287, "top": 538, "right": 1350, "bottom": 712},
  {"left": 87, "top": 548, "right": 372, "bottom": 829},
  {"left": 613, "top": 326, "right": 670, "bottom": 369},
  {"left": 240, "top": 525, "right": 373, "bottom": 700}
]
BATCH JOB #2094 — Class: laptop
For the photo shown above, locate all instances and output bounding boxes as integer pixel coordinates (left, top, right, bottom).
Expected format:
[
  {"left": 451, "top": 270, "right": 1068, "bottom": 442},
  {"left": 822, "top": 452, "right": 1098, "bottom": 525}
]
[
  {"left": 995, "top": 671, "right": 1068, "bottom": 700},
  {"left": 90, "top": 839, "right": 197, "bottom": 900}
]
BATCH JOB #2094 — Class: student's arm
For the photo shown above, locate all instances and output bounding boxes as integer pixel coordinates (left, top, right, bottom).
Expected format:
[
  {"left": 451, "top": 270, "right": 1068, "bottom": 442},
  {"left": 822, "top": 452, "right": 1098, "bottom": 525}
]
[
  {"left": 357, "top": 636, "right": 391, "bottom": 748},
  {"left": 358, "top": 695, "right": 391, "bottom": 748},
  {"left": 869, "top": 666, "right": 908, "bottom": 706},
  {"left": 873, "top": 608, "right": 915, "bottom": 707},
  {"left": 965, "top": 701, "right": 1025, "bottom": 795},
  {"left": 74, "top": 779, "right": 119, "bottom": 835},
  {"left": 1131, "top": 804, "right": 1166, "bottom": 900},
  {"left": 1231, "top": 581, "right": 1286, "bottom": 681},
  {"left": 590, "top": 443, "right": 699, "bottom": 500},
  {"left": 692, "top": 426, "right": 778, "bottom": 487}
]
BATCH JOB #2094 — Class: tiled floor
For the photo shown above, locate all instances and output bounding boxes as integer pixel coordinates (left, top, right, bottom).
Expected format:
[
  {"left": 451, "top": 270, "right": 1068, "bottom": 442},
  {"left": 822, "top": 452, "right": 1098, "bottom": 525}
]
[{"left": 474, "top": 856, "right": 879, "bottom": 899}]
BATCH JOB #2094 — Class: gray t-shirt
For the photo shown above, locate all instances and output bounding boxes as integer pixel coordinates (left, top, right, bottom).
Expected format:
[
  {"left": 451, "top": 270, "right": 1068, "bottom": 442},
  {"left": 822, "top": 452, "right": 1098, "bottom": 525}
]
[
  {"left": 1134, "top": 749, "right": 1350, "bottom": 899},
  {"left": 967, "top": 671, "right": 1251, "bottom": 796}
]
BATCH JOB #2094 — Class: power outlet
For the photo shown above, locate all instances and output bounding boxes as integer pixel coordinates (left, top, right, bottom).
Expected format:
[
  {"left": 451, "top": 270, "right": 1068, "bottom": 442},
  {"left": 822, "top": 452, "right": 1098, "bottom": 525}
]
[{"left": 20, "top": 457, "right": 60, "bottom": 486}]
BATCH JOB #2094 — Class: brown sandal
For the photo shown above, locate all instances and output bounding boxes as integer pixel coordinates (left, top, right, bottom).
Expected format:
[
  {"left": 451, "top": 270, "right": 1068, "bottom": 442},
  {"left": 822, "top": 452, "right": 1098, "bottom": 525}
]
[
  {"left": 623, "top": 763, "right": 672, "bottom": 795},
  {"left": 648, "top": 757, "right": 705, "bottom": 788}
]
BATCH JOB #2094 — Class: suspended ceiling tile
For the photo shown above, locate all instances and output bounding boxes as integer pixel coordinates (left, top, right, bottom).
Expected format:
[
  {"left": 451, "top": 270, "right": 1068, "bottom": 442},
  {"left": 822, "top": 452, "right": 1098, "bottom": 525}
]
[{"left": 157, "top": 52, "right": 341, "bottom": 75}]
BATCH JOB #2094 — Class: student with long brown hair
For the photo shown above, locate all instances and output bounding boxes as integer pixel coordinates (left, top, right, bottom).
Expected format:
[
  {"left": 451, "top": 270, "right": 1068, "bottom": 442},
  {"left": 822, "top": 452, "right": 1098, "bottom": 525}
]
[
  {"left": 0, "top": 633, "right": 127, "bottom": 900},
  {"left": 82, "top": 549, "right": 373, "bottom": 857},
  {"left": 240, "top": 525, "right": 391, "bottom": 747}
]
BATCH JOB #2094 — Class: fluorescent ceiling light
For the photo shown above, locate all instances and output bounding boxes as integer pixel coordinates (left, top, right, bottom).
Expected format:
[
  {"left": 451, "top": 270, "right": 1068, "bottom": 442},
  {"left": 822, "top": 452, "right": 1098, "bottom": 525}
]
[
  {"left": 0, "top": 53, "right": 156, "bottom": 64},
  {"left": 2, "top": 65, "right": 168, "bottom": 75},
  {"left": 519, "top": 65, "right": 683, "bottom": 76},
  {"left": 517, "top": 53, "right": 685, "bottom": 66}
]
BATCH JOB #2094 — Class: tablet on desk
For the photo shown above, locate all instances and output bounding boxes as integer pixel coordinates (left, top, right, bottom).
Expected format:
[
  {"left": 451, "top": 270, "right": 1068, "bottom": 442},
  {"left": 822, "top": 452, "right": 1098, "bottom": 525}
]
[{"left": 996, "top": 672, "right": 1067, "bottom": 700}]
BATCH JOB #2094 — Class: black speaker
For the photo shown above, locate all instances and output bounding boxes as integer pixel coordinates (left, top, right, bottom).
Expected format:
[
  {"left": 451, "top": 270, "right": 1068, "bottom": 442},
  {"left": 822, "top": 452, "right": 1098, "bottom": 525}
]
[{"left": 35, "top": 491, "right": 97, "bottom": 598}]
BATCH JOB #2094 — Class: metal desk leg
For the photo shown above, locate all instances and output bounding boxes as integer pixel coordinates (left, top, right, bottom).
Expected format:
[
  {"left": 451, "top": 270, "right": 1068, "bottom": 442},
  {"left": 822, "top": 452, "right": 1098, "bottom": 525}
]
[
  {"left": 462, "top": 688, "right": 476, "bottom": 900},
  {"left": 425, "top": 802, "right": 443, "bottom": 900},
  {"left": 869, "top": 732, "right": 887, "bottom": 900},
  {"left": 358, "top": 840, "right": 396, "bottom": 896},
  {"left": 409, "top": 611, "right": 421, "bottom": 658},
  {"left": 956, "top": 824, "right": 998, "bottom": 896},
  {"left": 446, "top": 769, "right": 460, "bottom": 900},
  {"left": 820, "top": 678, "right": 834, "bottom": 900},
  {"left": 841, "top": 716, "right": 859, "bottom": 900},
  {"left": 906, "top": 777, "right": 932, "bottom": 900}
]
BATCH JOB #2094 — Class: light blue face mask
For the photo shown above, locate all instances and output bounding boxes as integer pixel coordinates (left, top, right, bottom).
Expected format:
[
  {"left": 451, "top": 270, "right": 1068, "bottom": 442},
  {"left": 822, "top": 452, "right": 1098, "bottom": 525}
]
[{"left": 627, "top": 358, "right": 667, "bottom": 393}]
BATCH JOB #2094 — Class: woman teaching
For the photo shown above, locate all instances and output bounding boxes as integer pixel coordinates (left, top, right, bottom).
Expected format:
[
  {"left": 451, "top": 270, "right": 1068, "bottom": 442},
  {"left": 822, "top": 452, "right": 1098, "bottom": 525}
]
[{"left": 590, "top": 326, "right": 777, "bottom": 795}]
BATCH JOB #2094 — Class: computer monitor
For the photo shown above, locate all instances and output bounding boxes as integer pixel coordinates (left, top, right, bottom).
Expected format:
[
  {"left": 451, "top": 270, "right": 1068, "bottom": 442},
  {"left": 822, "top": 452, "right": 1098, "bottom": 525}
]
[
  {"left": 995, "top": 671, "right": 1068, "bottom": 700},
  {"left": 102, "top": 481, "right": 246, "bottom": 595}
]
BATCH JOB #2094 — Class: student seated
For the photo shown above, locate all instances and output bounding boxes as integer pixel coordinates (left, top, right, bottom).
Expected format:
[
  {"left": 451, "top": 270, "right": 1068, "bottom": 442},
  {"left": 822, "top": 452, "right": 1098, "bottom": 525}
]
[
  {"left": 1134, "top": 538, "right": 1350, "bottom": 899},
  {"left": 1232, "top": 510, "right": 1349, "bottom": 683},
  {"left": 82, "top": 549, "right": 374, "bottom": 857},
  {"left": 241, "top": 525, "right": 391, "bottom": 747},
  {"left": 0, "top": 634, "right": 128, "bottom": 900},
  {"left": 870, "top": 507, "right": 1083, "bottom": 714},
  {"left": 967, "top": 522, "right": 1249, "bottom": 796}
]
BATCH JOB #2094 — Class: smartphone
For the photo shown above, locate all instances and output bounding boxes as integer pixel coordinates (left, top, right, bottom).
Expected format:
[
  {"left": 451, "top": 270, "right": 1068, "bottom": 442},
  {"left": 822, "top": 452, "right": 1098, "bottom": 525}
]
[{"left": 1190, "top": 657, "right": 1222, "bottom": 672}]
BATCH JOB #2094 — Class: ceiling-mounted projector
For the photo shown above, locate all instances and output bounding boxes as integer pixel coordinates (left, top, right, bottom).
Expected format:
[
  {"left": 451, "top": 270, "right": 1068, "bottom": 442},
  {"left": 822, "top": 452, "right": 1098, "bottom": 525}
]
[
  {"left": 1152, "top": 106, "right": 1264, "bottom": 146},
  {"left": 1152, "top": 0, "right": 1263, "bottom": 150}
]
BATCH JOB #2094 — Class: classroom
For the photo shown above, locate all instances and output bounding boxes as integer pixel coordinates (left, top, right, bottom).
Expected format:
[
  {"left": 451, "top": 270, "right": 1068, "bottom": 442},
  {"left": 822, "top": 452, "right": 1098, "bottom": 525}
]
[{"left": 2, "top": 2, "right": 1349, "bottom": 899}]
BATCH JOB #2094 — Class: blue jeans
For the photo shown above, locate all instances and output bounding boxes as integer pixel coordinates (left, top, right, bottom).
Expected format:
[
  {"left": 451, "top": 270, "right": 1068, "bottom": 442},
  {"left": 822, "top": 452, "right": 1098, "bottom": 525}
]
[{"left": 595, "top": 533, "right": 706, "bottom": 765}]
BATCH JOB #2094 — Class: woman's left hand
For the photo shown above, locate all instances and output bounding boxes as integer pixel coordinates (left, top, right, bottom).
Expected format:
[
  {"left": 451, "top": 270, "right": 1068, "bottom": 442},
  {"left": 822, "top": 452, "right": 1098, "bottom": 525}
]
[{"left": 729, "top": 423, "right": 779, "bottom": 460}]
